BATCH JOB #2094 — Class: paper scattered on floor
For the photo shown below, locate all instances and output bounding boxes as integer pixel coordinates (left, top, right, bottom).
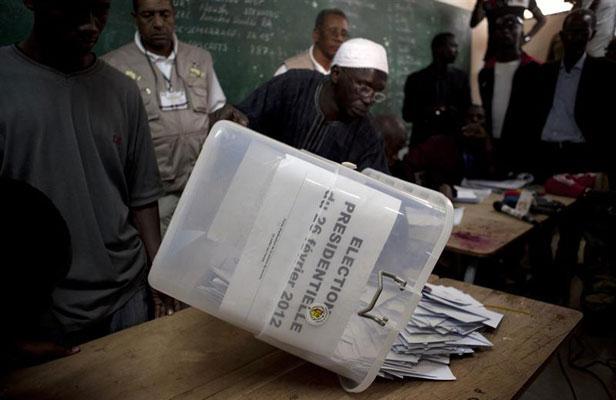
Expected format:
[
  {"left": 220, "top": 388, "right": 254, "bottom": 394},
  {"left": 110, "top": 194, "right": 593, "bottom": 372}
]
[{"left": 378, "top": 284, "right": 503, "bottom": 381}]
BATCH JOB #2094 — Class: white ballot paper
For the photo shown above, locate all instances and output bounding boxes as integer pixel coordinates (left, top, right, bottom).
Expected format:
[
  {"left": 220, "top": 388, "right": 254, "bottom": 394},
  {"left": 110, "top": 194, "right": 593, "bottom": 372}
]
[
  {"left": 381, "top": 284, "right": 503, "bottom": 381},
  {"left": 219, "top": 148, "right": 401, "bottom": 357}
]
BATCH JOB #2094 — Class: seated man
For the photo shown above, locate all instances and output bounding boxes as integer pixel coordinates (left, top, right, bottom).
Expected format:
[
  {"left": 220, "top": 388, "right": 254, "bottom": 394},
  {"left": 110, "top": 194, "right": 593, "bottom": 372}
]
[
  {"left": 373, "top": 114, "right": 461, "bottom": 198},
  {"left": 460, "top": 104, "right": 495, "bottom": 179},
  {"left": 237, "top": 38, "right": 389, "bottom": 173},
  {"left": 372, "top": 114, "right": 408, "bottom": 179},
  {"left": 274, "top": 8, "right": 348, "bottom": 76}
]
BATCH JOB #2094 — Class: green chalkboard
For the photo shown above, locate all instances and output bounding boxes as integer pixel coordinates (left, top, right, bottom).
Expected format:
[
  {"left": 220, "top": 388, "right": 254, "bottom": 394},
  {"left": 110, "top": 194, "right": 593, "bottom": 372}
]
[{"left": 0, "top": 0, "right": 470, "bottom": 115}]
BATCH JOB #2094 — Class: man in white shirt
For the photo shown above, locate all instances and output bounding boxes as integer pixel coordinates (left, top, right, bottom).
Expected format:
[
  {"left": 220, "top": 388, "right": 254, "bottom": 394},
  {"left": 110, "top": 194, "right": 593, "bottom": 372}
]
[
  {"left": 274, "top": 9, "right": 349, "bottom": 76},
  {"left": 103, "top": 0, "right": 247, "bottom": 233},
  {"left": 478, "top": 13, "right": 540, "bottom": 176}
]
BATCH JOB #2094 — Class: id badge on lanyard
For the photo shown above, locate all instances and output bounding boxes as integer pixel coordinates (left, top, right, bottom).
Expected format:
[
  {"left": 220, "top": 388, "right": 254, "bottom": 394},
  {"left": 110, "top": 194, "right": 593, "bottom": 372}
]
[{"left": 160, "top": 89, "right": 188, "bottom": 111}]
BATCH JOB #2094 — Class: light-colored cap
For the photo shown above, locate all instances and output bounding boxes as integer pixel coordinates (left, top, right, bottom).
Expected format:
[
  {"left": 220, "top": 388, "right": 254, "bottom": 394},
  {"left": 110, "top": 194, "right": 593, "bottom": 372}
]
[{"left": 331, "top": 38, "right": 389, "bottom": 75}]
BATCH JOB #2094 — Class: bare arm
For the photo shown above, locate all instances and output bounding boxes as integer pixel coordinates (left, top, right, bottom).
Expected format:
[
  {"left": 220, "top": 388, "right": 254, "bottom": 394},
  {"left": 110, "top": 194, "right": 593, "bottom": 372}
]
[
  {"left": 130, "top": 201, "right": 161, "bottom": 265},
  {"left": 209, "top": 104, "right": 249, "bottom": 127},
  {"left": 470, "top": 0, "right": 486, "bottom": 28},
  {"left": 131, "top": 201, "right": 181, "bottom": 317},
  {"left": 524, "top": 3, "right": 547, "bottom": 43}
]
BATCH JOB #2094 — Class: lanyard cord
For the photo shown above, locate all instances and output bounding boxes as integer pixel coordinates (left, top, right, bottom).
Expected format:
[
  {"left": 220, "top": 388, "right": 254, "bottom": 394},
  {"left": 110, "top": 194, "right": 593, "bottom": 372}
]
[{"left": 143, "top": 50, "right": 189, "bottom": 110}]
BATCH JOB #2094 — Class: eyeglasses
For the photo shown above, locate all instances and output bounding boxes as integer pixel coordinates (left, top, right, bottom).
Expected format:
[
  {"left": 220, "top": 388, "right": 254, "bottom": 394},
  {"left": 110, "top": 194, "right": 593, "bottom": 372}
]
[{"left": 340, "top": 69, "right": 387, "bottom": 103}]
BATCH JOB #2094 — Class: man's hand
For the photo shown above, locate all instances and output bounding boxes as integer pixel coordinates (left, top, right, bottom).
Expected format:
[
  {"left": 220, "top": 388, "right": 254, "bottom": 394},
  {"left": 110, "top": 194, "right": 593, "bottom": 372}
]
[
  {"left": 461, "top": 122, "right": 488, "bottom": 139},
  {"left": 151, "top": 288, "right": 182, "bottom": 318},
  {"left": 15, "top": 339, "right": 80, "bottom": 363},
  {"left": 209, "top": 104, "right": 249, "bottom": 127}
]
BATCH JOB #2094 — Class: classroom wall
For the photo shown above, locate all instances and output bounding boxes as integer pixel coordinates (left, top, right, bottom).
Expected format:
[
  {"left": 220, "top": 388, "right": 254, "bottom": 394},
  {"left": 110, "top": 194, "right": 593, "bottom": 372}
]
[{"left": 523, "top": 12, "right": 568, "bottom": 62}]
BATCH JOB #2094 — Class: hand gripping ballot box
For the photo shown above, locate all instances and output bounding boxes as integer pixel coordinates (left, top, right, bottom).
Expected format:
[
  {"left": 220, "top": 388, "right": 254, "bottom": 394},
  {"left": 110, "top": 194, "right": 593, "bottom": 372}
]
[{"left": 149, "top": 121, "right": 453, "bottom": 392}]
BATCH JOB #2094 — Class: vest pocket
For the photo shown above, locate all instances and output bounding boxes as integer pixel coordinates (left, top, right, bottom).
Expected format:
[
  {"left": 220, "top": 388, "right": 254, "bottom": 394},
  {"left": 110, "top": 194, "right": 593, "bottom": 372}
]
[
  {"left": 140, "top": 87, "right": 160, "bottom": 121},
  {"left": 186, "top": 81, "right": 209, "bottom": 113}
]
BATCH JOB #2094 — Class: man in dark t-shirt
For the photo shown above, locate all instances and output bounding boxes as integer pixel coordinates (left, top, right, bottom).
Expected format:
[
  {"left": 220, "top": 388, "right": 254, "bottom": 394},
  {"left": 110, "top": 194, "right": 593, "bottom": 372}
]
[
  {"left": 0, "top": 0, "right": 178, "bottom": 348},
  {"left": 237, "top": 38, "right": 390, "bottom": 173}
]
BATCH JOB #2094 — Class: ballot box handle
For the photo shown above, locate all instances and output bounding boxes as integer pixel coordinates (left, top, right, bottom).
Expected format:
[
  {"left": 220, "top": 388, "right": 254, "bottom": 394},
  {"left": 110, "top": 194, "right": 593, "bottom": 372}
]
[{"left": 358, "top": 271, "right": 407, "bottom": 326}]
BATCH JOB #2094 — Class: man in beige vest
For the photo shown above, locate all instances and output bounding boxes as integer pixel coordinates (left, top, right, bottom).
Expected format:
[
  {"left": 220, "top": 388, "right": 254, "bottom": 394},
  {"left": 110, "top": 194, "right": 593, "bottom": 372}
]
[
  {"left": 274, "top": 8, "right": 349, "bottom": 76},
  {"left": 103, "top": 0, "right": 247, "bottom": 234}
]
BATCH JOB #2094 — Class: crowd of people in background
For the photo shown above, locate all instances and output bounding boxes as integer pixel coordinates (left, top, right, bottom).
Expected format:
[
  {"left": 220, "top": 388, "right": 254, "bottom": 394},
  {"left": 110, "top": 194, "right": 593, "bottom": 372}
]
[{"left": 1, "top": 0, "right": 615, "bottom": 371}]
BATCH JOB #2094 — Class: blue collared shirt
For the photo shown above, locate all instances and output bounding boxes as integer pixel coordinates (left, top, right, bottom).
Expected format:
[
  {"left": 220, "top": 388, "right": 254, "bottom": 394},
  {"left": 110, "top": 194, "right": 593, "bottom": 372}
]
[{"left": 541, "top": 54, "right": 587, "bottom": 143}]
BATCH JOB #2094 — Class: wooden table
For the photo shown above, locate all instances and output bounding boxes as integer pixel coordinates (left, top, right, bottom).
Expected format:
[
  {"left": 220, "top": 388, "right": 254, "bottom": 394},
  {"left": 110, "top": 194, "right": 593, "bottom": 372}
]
[
  {"left": 1, "top": 278, "right": 582, "bottom": 400},
  {"left": 447, "top": 193, "right": 575, "bottom": 258},
  {"left": 446, "top": 193, "right": 575, "bottom": 281}
]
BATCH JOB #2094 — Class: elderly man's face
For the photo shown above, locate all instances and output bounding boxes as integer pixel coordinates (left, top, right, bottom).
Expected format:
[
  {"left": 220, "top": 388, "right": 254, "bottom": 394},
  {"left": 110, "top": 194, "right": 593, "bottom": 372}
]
[
  {"left": 314, "top": 14, "right": 349, "bottom": 60},
  {"left": 332, "top": 67, "right": 387, "bottom": 118},
  {"left": 133, "top": 0, "right": 175, "bottom": 55},
  {"left": 28, "top": 0, "right": 111, "bottom": 54}
]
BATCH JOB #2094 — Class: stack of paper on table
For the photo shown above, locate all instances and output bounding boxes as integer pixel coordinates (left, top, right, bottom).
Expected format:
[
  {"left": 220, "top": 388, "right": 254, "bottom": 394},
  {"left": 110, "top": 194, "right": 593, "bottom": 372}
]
[
  {"left": 453, "top": 186, "right": 492, "bottom": 203},
  {"left": 379, "top": 284, "right": 503, "bottom": 381},
  {"left": 461, "top": 177, "right": 532, "bottom": 190}
]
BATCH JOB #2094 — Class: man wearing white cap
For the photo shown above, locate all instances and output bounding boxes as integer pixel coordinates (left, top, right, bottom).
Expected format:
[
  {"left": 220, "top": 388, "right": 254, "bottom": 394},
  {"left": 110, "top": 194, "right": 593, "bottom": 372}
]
[{"left": 236, "top": 38, "right": 389, "bottom": 172}]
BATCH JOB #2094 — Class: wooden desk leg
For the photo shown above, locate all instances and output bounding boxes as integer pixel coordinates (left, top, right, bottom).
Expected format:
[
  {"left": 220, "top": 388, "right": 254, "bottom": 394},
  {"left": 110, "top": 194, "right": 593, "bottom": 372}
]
[{"left": 463, "top": 259, "right": 479, "bottom": 283}]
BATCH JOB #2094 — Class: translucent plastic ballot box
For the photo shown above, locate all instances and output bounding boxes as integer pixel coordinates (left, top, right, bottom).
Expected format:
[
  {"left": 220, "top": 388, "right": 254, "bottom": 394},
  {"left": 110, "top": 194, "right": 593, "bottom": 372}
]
[{"left": 149, "top": 121, "right": 454, "bottom": 392}]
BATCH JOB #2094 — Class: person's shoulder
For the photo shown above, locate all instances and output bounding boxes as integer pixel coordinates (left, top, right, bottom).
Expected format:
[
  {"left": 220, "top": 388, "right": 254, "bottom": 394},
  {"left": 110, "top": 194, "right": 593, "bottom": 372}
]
[
  {"left": 284, "top": 49, "right": 311, "bottom": 65},
  {"left": 101, "top": 42, "right": 139, "bottom": 67},
  {"left": 450, "top": 66, "right": 469, "bottom": 78},
  {"left": 0, "top": 45, "right": 25, "bottom": 72},
  {"left": 584, "top": 56, "right": 616, "bottom": 80},
  {"left": 585, "top": 55, "right": 615, "bottom": 69},
  {"left": 278, "top": 68, "right": 325, "bottom": 84},
  {"left": 0, "top": 45, "right": 14, "bottom": 58},
  {"left": 358, "top": 114, "right": 382, "bottom": 141},
  {"left": 407, "top": 65, "right": 430, "bottom": 79},
  {"left": 96, "top": 60, "right": 141, "bottom": 95},
  {"left": 177, "top": 41, "right": 214, "bottom": 62},
  {"left": 537, "top": 59, "right": 559, "bottom": 73}
]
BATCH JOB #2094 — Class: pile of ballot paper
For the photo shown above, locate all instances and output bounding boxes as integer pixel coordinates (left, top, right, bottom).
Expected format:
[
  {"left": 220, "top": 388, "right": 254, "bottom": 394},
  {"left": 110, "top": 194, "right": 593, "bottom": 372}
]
[{"left": 378, "top": 284, "right": 503, "bottom": 381}]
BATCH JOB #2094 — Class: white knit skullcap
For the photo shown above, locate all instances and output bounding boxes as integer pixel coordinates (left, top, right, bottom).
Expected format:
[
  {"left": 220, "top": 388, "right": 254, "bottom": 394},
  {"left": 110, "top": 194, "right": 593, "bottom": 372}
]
[{"left": 331, "top": 38, "right": 389, "bottom": 75}]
